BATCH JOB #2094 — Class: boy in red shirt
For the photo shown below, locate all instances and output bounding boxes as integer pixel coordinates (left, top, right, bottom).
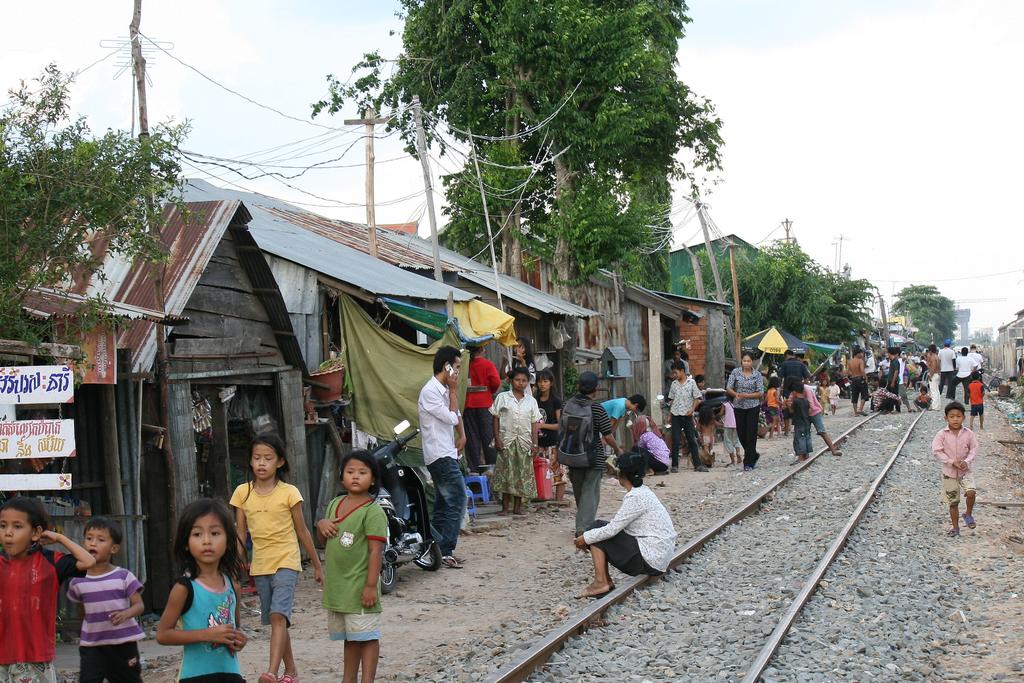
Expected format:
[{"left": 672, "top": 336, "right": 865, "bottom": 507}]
[{"left": 968, "top": 372, "right": 985, "bottom": 431}]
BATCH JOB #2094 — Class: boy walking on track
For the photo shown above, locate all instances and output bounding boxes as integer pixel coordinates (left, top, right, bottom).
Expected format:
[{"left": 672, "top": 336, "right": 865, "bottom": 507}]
[
  {"left": 968, "top": 373, "right": 985, "bottom": 431},
  {"left": 932, "top": 401, "right": 979, "bottom": 537}
]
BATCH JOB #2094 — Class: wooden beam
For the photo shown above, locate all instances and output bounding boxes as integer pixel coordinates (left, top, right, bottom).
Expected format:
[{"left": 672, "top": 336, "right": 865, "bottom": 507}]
[
  {"left": 0, "top": 339, "right": 83, "bottom": 360},
  {"left": 168, "top": 365, "right": 293, "bottom": 381},
  {"left": 277, "top": 369, "right": 312, "bottom": 539}
]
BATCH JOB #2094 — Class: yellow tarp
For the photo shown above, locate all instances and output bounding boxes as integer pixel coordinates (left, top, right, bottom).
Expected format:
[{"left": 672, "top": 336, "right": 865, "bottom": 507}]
[{"left": 453, "top": 299, "right": 518, "bottom": 347}]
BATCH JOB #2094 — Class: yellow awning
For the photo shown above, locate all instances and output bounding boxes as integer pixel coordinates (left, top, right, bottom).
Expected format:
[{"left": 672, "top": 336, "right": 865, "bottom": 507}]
[{"left": 453, "top": 300, "right": 518, "bottom": 347}]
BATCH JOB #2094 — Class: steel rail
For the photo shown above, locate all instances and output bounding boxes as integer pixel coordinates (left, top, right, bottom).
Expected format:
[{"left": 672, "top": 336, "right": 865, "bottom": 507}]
[
  {"left": 486, "top": 412, "right": 880, "bottom": 683},
  {"left": 741, "top": 409, "right": 928, "bottom": 682}
]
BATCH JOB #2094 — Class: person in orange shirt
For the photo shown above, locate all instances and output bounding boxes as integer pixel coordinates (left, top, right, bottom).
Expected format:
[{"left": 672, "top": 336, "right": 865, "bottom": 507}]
[
  {"left": 763, "top": 377, "right": 782, "bottom": 438},
  {"left": 968, "top": 372, "right": 985, "bottom": 431}
]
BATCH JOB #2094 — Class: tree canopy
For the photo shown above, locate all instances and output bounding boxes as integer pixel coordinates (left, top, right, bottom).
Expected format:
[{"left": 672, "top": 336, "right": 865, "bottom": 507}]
[
  {"left": 0, "top": 65, "right": 186, "bottom": 344},
  {"left": 892, "top": 284, "right": 955, "bottom": 343},
  {"left": 313, "top": 0, "right": 723, "bottom": 293}
]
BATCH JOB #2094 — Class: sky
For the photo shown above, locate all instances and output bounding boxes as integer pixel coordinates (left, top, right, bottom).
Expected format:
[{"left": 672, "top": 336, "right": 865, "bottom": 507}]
[{"left": 4, "top": 1, "right": 1022, "bottom": 332}]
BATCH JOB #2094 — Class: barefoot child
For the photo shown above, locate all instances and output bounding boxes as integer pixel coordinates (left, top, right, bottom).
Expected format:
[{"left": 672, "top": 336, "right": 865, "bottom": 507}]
[
  {"left": 156, "top": 499, "right": 247, "bottom": 682},
  {"left": 788, "top": 382, "right": 813, "bottom": 462},
  {"left": 696, "top": 402, "right": 720, "bottom": 468},
  {"left": 764, "top": 377, "right": 782, "bottom": 438},
  {"left": 573, "top": 451, "right": 676, "bottom": 598},
  {"left": 230, "top": 434, "right": 324, "bottom": 683},
  {"left": 721, "top": 399, "right": 743, "bottom": 466},
  {"left": 67, "top": 517, "right": 145, "bottom": 683},
  {"left": 933, "top": 402, "right": 979, "bottom": 537},
  {"left": 828, "top": 379, "right": 840, "bottom": 415},
  {"left": 317, "top": 450, "right": 387, "bottom": 683},
  {"left": 0, "top": 497, "right": 95, "bottom": 683},
  {"left": 491, "top": 367, "right": 542, "bottom": 515},
  {"left": 968, "top": 373, "right": 985, "bottom": 431}
]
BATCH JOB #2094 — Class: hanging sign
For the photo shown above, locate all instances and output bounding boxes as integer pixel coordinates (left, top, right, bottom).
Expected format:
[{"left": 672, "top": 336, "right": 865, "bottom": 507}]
[
  {"left": 78, "top": 328, "right": 117, "bottom": 385},
  {"left": 0, "top": 366, "right": 75, "bottom": 404},
  {"left": 0, "top": 473, "right": 72, "bottom": 490},
  {"left": 0, "top": 419, "right": 77, "bottom": 460}
]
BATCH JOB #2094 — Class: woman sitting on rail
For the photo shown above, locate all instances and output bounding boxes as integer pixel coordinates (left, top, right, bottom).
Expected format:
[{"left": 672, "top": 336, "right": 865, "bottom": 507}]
[{"left": 573, "top": 451, "right": 677, "bottom": 598}]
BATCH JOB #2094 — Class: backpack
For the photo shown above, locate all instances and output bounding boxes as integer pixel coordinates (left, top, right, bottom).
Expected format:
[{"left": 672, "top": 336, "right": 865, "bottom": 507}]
[{"left": 558, "top": 395, "right": 596, "bottom": 468}]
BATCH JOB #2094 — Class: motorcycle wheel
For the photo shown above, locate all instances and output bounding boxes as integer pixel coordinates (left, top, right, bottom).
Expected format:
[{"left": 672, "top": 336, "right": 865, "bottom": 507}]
[
  {"left": 380, "top": 560, "right": 398, "bottom": 594},
  {"left": 420, "top": 541, "right": 443, "bottom": 572}
]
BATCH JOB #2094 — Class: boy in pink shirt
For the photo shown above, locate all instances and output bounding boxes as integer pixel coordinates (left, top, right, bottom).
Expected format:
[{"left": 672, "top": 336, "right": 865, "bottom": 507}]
[{"left": 932, "top": 401, "right": 979, "bottom": 537}]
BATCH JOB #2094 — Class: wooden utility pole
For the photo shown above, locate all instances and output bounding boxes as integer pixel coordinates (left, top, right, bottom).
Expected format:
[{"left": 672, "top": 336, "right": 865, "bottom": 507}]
[
  {"left": 876, "top": 288, "right": 889, "bottom": 348},
  {"left": 697, "top": 203, "right": 735, "bottom": 356},
  {"left": 729, "top": 242, "right": 742, "bottom": 361},
  {"left": 131, "top": 0, "right": 176, "bottom": 521},
  {"left": 468, "top": 133, "right": 505, "bottom": 313},
  {"left": 344, "top": 108, "right": 388, "bottom": 258},
  {"left": 683, "top": 245, "right": 706, "bottom": 298},
  {"left": 411, "top": 96, "right": 444, "bottom": 283}
]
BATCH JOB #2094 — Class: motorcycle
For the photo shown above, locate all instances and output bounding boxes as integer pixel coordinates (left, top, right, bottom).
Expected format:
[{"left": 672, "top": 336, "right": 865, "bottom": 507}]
[{"left": 372, "top": 421, "right": 443, "bottom": 592}]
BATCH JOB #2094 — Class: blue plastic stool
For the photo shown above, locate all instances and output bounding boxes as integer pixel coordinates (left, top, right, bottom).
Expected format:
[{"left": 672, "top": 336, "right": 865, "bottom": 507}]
[
  {"left": 465, "top": 487, "right": 477, "bottom": 519},
  {"left": 465, "top": 474, "right": 491, "bottom": 504}
]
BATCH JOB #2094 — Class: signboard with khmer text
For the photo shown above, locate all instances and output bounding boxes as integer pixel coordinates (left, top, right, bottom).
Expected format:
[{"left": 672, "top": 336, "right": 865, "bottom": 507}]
[{"left": 0, "top": 365, "right": 75, "bottom": 491}]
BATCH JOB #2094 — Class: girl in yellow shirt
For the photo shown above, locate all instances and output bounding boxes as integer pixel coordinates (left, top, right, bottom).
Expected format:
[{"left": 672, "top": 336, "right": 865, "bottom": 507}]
[{"left": 229, "top": 434, "right": 323, "bottom": 683}]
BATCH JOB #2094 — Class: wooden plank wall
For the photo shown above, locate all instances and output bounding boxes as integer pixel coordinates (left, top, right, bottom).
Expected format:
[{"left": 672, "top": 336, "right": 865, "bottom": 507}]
[
  {"left": 166, "top": 380, "right": 199, "bottom": 511},
  {"left": 171, "top": 231, "right": 286, "bottom": 374},
  {"left": 266, "top": 254, "right": 320, "bottom": 372}
]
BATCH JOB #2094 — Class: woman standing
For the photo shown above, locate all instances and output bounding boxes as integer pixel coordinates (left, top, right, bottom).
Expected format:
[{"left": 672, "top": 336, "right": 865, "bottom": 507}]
[
  {"left": 491, "top": 367, "right": 542, "bottom": 515},
  {"left": 726, "top": 352, "right": 765, "bottom": 471}
]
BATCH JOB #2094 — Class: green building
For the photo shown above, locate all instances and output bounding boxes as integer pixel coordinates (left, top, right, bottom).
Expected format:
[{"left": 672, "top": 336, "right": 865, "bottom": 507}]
[{"left": 669, "top": 234, "right": 758, "bottom": 296}]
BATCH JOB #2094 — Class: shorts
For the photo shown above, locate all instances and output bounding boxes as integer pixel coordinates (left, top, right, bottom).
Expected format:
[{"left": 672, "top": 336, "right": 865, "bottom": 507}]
[
  {"left": 809, "top": 413, "right": 827, "bottom": 435},
  {"left": 850, "top": 378, "right": 870, "bottom": 403},
  {"left": 585, "top": 521, "right": 661, "bottom": 577},
  {"left": 254, "top": 567, "right": 299, "bottom": 626},
  {"left": 942, "top": 473, "right": 977, "bottom": 506},
  {"left": 722, "top": 427, "right": 741, "bottom": 455},
  {"left": 971, "top": 404, "right": 984, "bottom": 416},
  {"left": 328, "top": 610, "right": 382, "bottom": 642},
  {"left": 80, "top": 642, "right": 143, "bottom": 683},
  {"left": 0, "top": 663, "right": 57, "bottom": 683}
]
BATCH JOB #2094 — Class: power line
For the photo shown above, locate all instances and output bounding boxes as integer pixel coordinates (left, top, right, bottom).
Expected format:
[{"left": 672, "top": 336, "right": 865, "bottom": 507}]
[{"left": 427, "top": 81, "right": 582, "bottom": 142}]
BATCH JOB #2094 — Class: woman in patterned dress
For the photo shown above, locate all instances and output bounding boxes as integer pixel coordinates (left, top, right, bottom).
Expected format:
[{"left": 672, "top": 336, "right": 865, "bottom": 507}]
[{"left": 490, "top": 367, "right": 542, "bottom": 515}]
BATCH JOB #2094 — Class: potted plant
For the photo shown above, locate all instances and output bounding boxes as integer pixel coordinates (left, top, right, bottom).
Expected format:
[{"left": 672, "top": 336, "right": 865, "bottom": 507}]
[{"left": 311, "top": 356, "right": 346, "bottom": 402}]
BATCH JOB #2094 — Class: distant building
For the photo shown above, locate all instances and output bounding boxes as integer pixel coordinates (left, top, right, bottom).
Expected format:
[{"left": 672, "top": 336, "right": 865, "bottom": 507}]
[{"left": 669, "top": 234, "right": 758, "bottom": 297}]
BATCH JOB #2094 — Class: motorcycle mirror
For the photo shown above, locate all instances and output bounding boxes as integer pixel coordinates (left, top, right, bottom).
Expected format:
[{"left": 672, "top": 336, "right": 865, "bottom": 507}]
[{"left": 393, "top": 420, "right": 411, "bottom": 435}]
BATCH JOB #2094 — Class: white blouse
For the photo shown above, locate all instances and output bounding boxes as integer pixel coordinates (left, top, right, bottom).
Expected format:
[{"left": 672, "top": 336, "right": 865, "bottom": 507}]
[
  {"left": 583, "top": 485, "right": 677, "bottom": 572},
  {"left": 489, "top": 390, "right": 542, "bottom": 447}
]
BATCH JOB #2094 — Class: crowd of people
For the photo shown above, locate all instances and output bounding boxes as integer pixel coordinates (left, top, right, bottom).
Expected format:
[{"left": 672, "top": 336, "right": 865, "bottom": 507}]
[{"left": 0, "top": 337, "right": 992, "bottom": 683}]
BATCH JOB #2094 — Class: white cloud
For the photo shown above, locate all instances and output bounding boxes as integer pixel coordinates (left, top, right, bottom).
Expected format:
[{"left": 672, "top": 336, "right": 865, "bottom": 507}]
[{"left": 674, "top": 0, "right": 1024, "bottom": 329}]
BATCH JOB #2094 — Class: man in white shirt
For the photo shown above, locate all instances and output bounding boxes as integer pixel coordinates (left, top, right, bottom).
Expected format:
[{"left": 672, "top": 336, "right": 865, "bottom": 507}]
[
  {"left": 417, "top": 346, "right": 468, "bottom": 569},
  {"left": 938, "top": 339, "right": 957, "bottom": 398},
  {"left": 968, "top": 344, "right": 984, "bottom": 372},
  {"left": 953, "top": 347, "right": 978, "bottom": 404}
]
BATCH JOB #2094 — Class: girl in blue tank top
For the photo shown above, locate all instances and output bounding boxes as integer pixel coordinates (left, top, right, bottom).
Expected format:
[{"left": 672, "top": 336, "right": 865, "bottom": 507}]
[{"left": 156, "top": 499, "right": 247, "bottom": 682}]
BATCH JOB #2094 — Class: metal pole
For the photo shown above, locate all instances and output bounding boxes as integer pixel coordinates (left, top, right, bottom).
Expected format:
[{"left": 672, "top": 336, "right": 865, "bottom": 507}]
[
  {"left": 469, "top": 132, "right": 505, "bottom": 313},
  {"left": 411, "top": 95, "right": 444, "bottom": 282}
]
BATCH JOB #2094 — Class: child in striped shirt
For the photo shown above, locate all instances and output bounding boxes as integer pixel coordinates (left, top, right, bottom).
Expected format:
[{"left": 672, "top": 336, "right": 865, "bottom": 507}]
[{"left": 67, "top": 517, "right": 146, "bottom": 683}]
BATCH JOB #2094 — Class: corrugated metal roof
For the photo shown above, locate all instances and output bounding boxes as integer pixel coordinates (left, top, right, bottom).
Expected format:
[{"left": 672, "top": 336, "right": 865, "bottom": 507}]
[
  {"left": 183, "top": 180, "right": 594, "bottom": 317},
  {"left": 23, "top": 288, "right": 186, "bottom": 323}
]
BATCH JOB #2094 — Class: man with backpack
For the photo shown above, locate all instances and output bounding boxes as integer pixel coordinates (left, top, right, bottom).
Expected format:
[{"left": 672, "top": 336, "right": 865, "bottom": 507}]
[{"left": 559, "top": 371, "right": 623, "bottom": 536}]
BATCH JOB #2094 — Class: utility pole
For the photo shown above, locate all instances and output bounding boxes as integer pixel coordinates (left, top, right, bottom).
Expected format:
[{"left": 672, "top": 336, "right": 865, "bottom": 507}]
[
  {"left": 130, "top": 0, "right": 176, "bottom": 522},
  {"left": 344, "top": 108, "right": 388, "bottom": 258},
  {"left": 683, "top": 245, "right": 706, "bottom": 299},
  {"left": 411, "top": 96, "right": 444, "bottom": 283},
  {"left": 782, "top": 218, "right": 793, "bottom": 244},
  {"left": 468, "top": 132, "right": 505, "bottom": 313},
  {"left": 697, "top": 202, "right": 735, "bottom": 357},
  {"left": 729, "top": 242, "right": 742, "bottom": 361}
]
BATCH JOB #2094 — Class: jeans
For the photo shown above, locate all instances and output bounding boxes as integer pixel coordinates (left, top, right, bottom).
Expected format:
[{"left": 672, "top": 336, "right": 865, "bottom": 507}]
[
  {"left": 792, "top": 425, "right": 813, "bottom": 456},
  {"left": 569, "top": 467, "right": 603, "bottom": 536},
  {"left": 427, "top": 456, "right": 466, "bottom": 557},
  {"left": 670, "top": 414, "right": 701, "bottom": 469},
  {"left": 463, "top": 407, "right": 496, "bottom": 469},
  {"left": 734, "top": 406, "right": 761, "bottom": 467}
]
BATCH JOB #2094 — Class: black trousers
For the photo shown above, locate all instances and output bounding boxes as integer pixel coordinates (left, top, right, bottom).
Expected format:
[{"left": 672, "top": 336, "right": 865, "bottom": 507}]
[
  {"left": 639, "top": 447, "right": 669, "bottom": 474},
  {"left": 463, "top": 406, "right": 496, "bottom": 469},
  {"left": 734, "top": 406, "right": 761, "bottom": 467},
  {"left": 670, "top": 414, "right": 701, "bottom": 469},
  {"left": 80, "top": 642, "right": 143, "bottom": 683},
  {"left": 940, "top": 370, "right": 955, "bottom": 398}
]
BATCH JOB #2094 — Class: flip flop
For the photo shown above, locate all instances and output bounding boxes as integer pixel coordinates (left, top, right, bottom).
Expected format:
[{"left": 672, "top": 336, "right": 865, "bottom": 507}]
[
  {"left": 575, "top": 587, "right": 613, "bottom": 599},
  {"left": 963, "top": 514, "right": 977, "bottom": 529}
]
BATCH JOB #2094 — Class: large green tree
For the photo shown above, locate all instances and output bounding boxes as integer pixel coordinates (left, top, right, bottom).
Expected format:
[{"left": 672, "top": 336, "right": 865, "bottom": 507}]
[
  {"left": 314, "top": 0, "right": 723, "bottom": 292},
  {"left": 1, "top": 66, "right": 186, "bottom": 344},
  {"left": 892, "top": 284, "right": 955, "bottom": 343}
]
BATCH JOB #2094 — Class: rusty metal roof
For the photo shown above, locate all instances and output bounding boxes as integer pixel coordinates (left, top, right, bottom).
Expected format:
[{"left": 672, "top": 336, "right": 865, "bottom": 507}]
[
  {"left": 23, "top": 288, "right": 187, "bottom": 323},
  {"left": 183, "top": 180, "right": 596, "bottom": 317}
]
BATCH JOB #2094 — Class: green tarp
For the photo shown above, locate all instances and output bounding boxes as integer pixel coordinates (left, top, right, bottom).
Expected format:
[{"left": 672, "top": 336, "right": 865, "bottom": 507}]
[{"left": 340, "top": 295, "right": 468, "bottom": 466}]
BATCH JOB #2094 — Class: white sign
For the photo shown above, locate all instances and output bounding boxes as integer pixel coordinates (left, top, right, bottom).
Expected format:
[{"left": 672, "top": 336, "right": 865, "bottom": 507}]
[
  {"left": 0, "top": 473, "right": 72, "bottom": 491},
  {"left": 0, "top": 420, "right": 76, "bottom": 460},
  {"left": 0, "top": 366, "right": 75, "bottom": 404}
]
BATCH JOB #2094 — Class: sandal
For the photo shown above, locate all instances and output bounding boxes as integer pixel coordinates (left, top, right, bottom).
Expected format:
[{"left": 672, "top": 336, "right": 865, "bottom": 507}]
[
  {"left": 279, "top": 675, "right": 298, "bottom": 683},
  {"left": 946, "top": 527, "right": 960, "bottom": 537},
  {"left": 963, "top": 514, "right": 977, "bottom": 529},
  {"left": 442, "top": 555, "right": 464, "bottom": 569}
]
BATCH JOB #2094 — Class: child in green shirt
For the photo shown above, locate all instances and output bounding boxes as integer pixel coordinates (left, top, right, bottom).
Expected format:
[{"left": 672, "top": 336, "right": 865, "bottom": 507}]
[{"left": 316, "top": 450, "right": 387, "bottom": 683}]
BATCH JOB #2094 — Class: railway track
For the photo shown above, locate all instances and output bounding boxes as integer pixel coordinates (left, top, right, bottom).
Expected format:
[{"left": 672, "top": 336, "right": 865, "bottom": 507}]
[{"left": 484, "top": 410, "right": 928, "bottom": 683}]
